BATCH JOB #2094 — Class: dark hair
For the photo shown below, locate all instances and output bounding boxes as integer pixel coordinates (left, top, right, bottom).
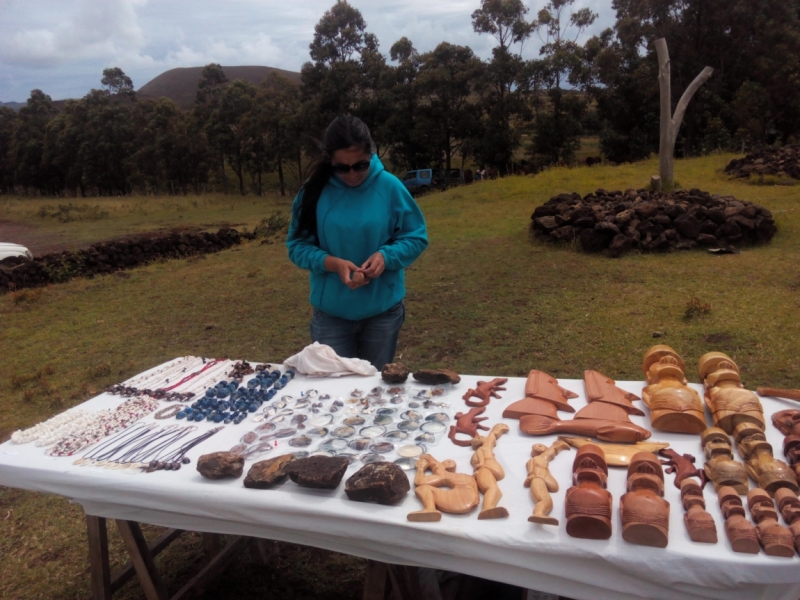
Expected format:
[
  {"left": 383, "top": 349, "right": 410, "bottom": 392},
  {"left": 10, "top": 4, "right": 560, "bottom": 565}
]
[{"left": 293, "top": 115, "right": 375, "bottom": 244}]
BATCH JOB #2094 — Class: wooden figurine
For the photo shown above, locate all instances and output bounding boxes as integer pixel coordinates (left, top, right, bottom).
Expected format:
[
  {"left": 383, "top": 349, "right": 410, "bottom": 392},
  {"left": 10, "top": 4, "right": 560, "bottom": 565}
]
[
  {"left": 757, "top": 386, "right": 800, "bottom": 403},
  {"left": 774, "top": 488, "right": 800, "bottom": 553},
  {"left": 583, "top": 370, "right": 644, "bottom": 416},
  {"left": 746, "top": 488, "right": 796, "bottom": 557},
  {"left": 620, "top": 452, "right": 670, "bottom": 547},
  {"left": 642, "top": 345, "right": 706, "bottom": 434},
  {"left": 462, "top": 378, "right": 508, "bottom": 407},
  {"left": 519, "top": 413, "right": 651, "bottom": 443},
  {"left": 660, "top": 448, "right": 716, "bottom": 543},
  {"left": 558, "top": 437, "right": 668, "bottom": 468},
  {"left": 524, "top": 440, "right": 570, "bottom": 525},
  {"left": 701, "top": 427, "right": 748, "bottom": 494},
  {"left": 407, "top": 454, "right": 479, "bottom": 522},
  {"left": 698, "top": 352, "right": 765, "bottom": 434},
  {"left": 784, "top": 436, "right": 800, "bottom": 479},
  {"left": 733, "top": 422, "right": 799, "bottom": 496},
  {"left": 772, "top": 409, "right": 800, "bottom": 438},
  {"left": 503, "top": 370, "right": 577, "bottom": 418},
  {"left": 448, "top": 406, "right": 489, "bottom": 447},
  {"left": 470, "top": 423, "right": 510, "bottom": 519},
  {"left": 680, "top": 479, "right": 718, "bottom": 543},
  {"left": 564, "top": 444, "right": 613, "bottom": 539},
  {"left": 717, "top": 485, "right": 760, "bottom": 554}
]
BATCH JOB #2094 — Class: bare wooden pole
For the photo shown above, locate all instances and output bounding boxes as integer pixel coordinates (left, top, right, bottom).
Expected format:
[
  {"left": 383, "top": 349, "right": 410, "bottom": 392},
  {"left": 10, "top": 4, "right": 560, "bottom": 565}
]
[{"left": 655, "top": 38, "right": 714, "bottom": 188}]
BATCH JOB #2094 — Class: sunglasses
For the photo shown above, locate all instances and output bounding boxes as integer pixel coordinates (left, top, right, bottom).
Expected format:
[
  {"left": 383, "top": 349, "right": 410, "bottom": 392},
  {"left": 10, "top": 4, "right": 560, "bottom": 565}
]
[{"left": 331, "top": 160, "right": 370, "bottom": 175}]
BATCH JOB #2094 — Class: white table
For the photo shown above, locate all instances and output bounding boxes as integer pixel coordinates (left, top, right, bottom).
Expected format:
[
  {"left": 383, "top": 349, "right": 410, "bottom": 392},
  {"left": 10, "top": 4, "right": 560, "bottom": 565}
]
[{"left": 1, "top": 364, "right": 799, "bottom": 600}]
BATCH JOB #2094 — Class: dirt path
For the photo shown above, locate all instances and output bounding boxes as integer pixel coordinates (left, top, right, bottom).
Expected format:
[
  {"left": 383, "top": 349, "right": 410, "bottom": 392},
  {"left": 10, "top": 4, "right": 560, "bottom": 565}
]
[{"left": 0, "top": 220, "right": 75, "bottom": 255}]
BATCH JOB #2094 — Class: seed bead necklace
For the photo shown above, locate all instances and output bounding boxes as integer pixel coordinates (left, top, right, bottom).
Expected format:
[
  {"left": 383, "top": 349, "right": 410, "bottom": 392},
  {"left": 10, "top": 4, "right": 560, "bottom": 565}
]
[
  {"left": 145, "top": 426, "right": 224, "bottom": 472},
  {"left": 122, "top": 356, "right": 203, "bottom": 390},
  {"left": 74, "top": 423, "right": 156, "bottom": 466}
]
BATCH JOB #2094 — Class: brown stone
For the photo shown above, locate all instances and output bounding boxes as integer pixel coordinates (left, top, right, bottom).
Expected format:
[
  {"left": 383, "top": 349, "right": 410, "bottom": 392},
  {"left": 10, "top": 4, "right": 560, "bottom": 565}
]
[
  {"left": 345, "top": 462, "right": 410, "bottom": 504},
  {"left": 284, "top": 456, "right": 350, "bottom": 489},
  {"left": 243, "top": 454, "right": 296, "bottom": 489},
  {"left": 381, "top": 362, "right": 410, "bottom": 383},
  {"left": 413, "top": 368, "right": 460, "bottom": 385},
  {"left": 197, "top": 452, "right": 245, "bottom": 480}
]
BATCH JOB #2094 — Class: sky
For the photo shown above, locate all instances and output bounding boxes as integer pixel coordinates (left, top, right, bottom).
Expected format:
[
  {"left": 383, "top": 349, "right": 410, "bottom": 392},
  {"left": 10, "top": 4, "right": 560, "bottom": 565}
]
[{"left": 0, "top": 0, "right": 614, "bottom": 103}]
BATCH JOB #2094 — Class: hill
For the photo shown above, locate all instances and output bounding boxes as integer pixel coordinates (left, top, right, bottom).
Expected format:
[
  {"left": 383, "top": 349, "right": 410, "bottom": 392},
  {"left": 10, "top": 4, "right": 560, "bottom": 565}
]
[
  {"left": 0, "top": 101, "right": 24, "bottom": 111},
  {"left": 138, "top": 65, "right": 301, "bottom": 109}
]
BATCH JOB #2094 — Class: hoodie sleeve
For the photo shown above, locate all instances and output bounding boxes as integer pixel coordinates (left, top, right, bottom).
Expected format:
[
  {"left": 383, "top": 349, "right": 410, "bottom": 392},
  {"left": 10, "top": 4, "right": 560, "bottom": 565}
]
[
  {"left": 286, "top": 191, "right": 329, "bottom": 274},
  {"left": 379, "top": 178, "right": 429, "bottom": 271}
]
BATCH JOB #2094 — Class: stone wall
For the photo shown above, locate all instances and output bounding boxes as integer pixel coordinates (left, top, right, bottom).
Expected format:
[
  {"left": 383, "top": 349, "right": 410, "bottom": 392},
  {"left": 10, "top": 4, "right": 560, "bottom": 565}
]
[{"left": 725, "top": 145, "right": 800, "bottom": 179}]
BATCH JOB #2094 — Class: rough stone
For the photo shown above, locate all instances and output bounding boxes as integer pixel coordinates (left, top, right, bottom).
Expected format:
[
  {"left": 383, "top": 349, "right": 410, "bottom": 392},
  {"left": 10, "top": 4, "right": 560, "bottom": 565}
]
[
  {"left": 382, "top": 362, "right": 410, "bottom": 384},
  {"left": 550, "top": 225, "right": 575, "bottom": 241},
  {"left": 579, "top": 228, "right": 609, "bottom": 253},
  {"left": 634, "top": 201, "right": 659, "bottom": 219},
  {"left": 696, "top": 233, "right": 718, "bottom": 246},
  {"left": 344, "top": 462, "right": 410, "bottom": 505},
  {"left": 284, "top": 456, "right": 350, "bottom": 489},
  {"left": 197, "top": 452, "right": 245, "bottom": 480},
  {"left": 413, "top": 369, "right": 460, "bottom": 385},
  {"left": 608, "top": 234, "right": 633, "bottom": 258},
  {"left": 243, "top": 454, "right": 296, "bottom": 489},
  {"left": 673, "top": 214, "right": 702, "bottom": 240}
]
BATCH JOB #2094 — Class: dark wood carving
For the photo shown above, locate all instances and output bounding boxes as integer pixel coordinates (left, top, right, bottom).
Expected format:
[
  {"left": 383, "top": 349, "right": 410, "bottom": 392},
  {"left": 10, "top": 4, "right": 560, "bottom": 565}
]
[
  {"left": 717, "top": 485, "right": 759, "bottom": 554},
  {"left": 503, "top": 370, "right": 577, "bottom": 417},
  {"left": 701, "top": 427, "right": 748, "bottom": 494},
  {"left": 620, "top": 452, "right": 670, "bottom": 547},
  {"left": 774, "top": 488, "right": 800, "bottom": 554},
  {"left": 448, "top": 406, "right": 488, "bottom": 447},
  {"left": 747, "top": 488, "right": 796, "bottom": 557},
  {"left": 659, "top": 448, "right": 716, "bottom": 543},
  {"left": 564, "top": 444, "right": 612, "bottom": 540},
  {"left": 462, "top": 378, "right": 508, "bottom": 407}
]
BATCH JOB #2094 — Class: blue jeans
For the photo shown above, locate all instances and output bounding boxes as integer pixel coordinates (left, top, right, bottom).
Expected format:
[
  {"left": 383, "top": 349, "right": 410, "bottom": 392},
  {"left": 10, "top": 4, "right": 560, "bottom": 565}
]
[{"left": 310, "top": 301, "right": 405, "bottom": 370}]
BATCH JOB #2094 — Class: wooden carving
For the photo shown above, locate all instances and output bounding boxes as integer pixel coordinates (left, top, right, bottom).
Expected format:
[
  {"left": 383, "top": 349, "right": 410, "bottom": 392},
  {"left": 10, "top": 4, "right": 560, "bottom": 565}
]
[
  {"left": 717, "top": 485, "right": 759, "bottom": 554},
  {"left": 733, "top": 422, "right": 799, "bottom": 496},
  {"left": 772, "top": 409, "right": 800, "bottom": 438},
  {"left": 620, "top": 452, "right": 670, "bottom": 548},
  {"left": 784, "top": 436, "right": 800, "bottom": 480},
  {"left": 407, "top": 455, "right": 479, "bottom": 522},
  {"left": 564, "top": 444, "right": 613, "bottom": 540},
  {"left": 470, "top": 423, "right": 510, "bottom": 519},
  {"left": 758, "top": 387, "right": 800, "bottom": 403},
  {"left": 503, "top": 370, "right": 577, "bottom": 418},
  {"left": 774, "top": 488, "right": 800, "bottom": 553},
  {"left": 448, "top": 406, "right": 489, "bottom": 447},
  {"left": 558, "top": 437, "right": 669, "bottom": 468},
  {"left": 525, "top": 440, "right": 570, "bottom": 525},
  {"left": 583, "top": 370, "right": 644, "bottom": 416},
  {"left": 462, "top": 378, "right": 507, "bottom": 408},
  {"left": 698, "top": 352, "right": 765, "bottom": 434},
  {"left": 520, "top": 415, "right": 651, "bottom": 443},
  {"left": 642, "top": 345, "right": 706, "bottom": 434},
  {"left": 747, "top": 488, "right": 795, "bottom": 557},
  {"left": 659, "top": 448, "right": 716, "bottom": 543},
  {"left": 701, "top": 427, "right": 748, "bottom": 494}
]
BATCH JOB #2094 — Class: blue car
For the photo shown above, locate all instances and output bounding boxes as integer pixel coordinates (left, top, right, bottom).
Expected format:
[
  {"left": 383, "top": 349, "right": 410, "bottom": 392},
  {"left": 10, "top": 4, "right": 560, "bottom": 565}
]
[{"left": 401, "top": 169, "right": 464, "bottom": 195}]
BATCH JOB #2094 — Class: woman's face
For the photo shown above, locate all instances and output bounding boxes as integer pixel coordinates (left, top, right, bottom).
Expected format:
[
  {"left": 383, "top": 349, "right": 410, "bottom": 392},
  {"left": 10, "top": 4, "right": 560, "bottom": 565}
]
[{"left": 330, "top": 146, "right": 371, "bottom": 187}]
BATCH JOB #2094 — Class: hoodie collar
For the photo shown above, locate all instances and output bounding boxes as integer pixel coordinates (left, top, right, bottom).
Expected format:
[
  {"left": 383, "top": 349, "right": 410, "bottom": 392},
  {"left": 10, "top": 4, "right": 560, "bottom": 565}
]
[{"left": 328, "top": 153, "right": 384, "bottom": 191}]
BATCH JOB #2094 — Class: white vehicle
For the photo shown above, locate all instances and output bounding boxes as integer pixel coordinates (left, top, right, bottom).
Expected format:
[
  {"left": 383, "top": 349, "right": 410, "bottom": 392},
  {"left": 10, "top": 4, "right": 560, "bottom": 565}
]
[{"left": 0, "top": 243, "right": 33, "bottom": 262}]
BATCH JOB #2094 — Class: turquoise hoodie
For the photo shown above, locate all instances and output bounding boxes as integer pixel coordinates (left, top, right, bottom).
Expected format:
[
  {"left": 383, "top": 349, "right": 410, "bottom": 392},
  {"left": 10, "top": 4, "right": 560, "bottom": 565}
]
[{"left": 286, "top": 154, "right": 428, "bottom": 321}]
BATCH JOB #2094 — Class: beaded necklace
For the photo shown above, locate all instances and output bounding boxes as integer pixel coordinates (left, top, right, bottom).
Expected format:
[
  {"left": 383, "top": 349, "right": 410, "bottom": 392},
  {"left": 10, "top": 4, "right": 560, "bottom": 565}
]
[
  {"left": 74, "top": 423, "right": 156, "bottom": 466},
  {"left": 144, "top": 426, "right": 224, "bottom": 472},
  {"left": 122, "top": 356, "right": 203, "bottom": 389}
]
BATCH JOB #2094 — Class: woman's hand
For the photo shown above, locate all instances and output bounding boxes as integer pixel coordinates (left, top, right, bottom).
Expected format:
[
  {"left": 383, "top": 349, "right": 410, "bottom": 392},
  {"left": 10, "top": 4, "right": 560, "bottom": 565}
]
[
  {"left": 358, "top": 251, "right": 385, "bottom": 278},
  {"left": 324, "top": 256, "right": 370, "bottom": 290}
]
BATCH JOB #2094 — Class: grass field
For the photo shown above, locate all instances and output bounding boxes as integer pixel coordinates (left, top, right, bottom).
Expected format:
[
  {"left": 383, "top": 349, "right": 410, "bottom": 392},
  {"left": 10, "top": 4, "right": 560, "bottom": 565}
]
[{"left": 2, "top": 152, "right": 800, "bottom": 598}]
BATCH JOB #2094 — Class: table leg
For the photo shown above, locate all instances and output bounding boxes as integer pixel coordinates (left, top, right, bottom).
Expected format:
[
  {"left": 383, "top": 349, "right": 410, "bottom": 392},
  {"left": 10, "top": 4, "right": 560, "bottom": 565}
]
[
  {"left": 362, "top": 559, "right": 389, "bottom": 600},
  {"left": 86, "top": 515, "right": 111, "bottom": 600},
  {"left": 387, "top": 564, "right": 422, "bottom": 600},
  {"left": 202, "top": 532, "right": 221, "bottom": 560},
  {"left": 115, "top": 520, "right": 169, "bottom": 600}
]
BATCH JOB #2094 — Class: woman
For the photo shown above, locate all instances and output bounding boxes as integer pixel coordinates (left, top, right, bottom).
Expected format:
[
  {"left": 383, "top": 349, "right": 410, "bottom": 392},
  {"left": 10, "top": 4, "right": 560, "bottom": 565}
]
[{"left": 286, "top": 115, "right": 428, "bottom": 370}]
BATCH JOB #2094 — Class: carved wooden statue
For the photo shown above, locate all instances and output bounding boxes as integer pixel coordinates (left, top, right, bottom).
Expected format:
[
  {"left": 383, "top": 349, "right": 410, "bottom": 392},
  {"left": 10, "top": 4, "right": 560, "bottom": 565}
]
[
  {"left": 558, "top": 437, "right": 669, "bottom": 468},
  {"left": 620, "top": 452, "right": 670, "bottom": 547},
  {"left": 784, "top": 436, "right": 800, "bottom": 480},
  {"left": 717, "top": 485, "right": 759, "bottom": 554},
  {"left": 642, "top": 345, "right": 706, "bottom": 434},
  {"left": 463, "top": 378, "right": 508, "bottom": 408},
  {"left": 515, "top": 370, "right": 651, "bottom": 443},
  {"left": 564, "top": 444, "right": 613, "bottom": 540},
  {"left": 659, "top": 448, "right": 716, "bottom": 543},
  {"left": 524, "top": 440, "right": 570, "bottom": 525},
  {"left": 733, "top": 422, "right": 799, "bottom": 496},
  {"left": 698, "top": 352, "right": 765, "bottom": 434},
  {"left": 773, "top": 409, "right": 800, "bottom": 438},
  {"left": 503, "top": 370, "right": 577, "bottom": 418},
  {"left": 747, "top": 488, "right": 796, "bottom": 557},
  {"left": 407, "top": 454, "right": 479, "bottom": 522},
  {"left": 470, "top": 423, "right": 510, "bottom": 520},
  {"left": 448, "top": 406, "right": 489, "bottom": 447},
  {"left": 701, "top": 427, "right": 748, "bottom": 494},
  {"left": 774, "top": 488, "right": 800, "bottom": 553}
]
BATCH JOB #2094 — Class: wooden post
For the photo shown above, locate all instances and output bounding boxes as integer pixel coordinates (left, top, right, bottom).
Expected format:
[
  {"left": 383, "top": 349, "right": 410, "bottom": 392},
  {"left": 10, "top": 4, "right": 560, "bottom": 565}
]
[
  {"left": 86, "top": 516, "right": 112, "bottom": 600},
  {"left": 656, "top": 38, "right": 714, "bottom": 189}
]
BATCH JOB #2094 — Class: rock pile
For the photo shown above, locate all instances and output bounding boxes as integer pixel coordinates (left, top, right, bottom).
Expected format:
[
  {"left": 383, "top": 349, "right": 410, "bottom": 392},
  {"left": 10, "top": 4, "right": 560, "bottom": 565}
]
[
  {"left": 724, "top": 145, "right": 800, "bottom": 180},
  {"left": 0, "top": 227, "right": 244, "bottom": 293},
  {"left": 530, "top": 188, "right": 776, "bottom": 257}
]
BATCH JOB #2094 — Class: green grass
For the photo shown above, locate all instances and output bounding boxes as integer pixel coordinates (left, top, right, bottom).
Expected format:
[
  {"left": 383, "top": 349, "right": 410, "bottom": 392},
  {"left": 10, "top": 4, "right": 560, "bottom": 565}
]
[{"left": 3, "top": 151, "right": 800, "bottom": 598}]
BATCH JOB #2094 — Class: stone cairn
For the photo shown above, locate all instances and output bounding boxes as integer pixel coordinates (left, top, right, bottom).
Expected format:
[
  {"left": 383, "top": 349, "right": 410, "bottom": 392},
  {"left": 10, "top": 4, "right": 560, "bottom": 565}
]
[
  {"left": 0, "top": 227, "right": 245, "bottom": 293},
  {"left": 530, "top": 189, "right": 776, "bottom": 257},
  {"left": 724, "top": 145, "right": 800, "bottom": 180}
]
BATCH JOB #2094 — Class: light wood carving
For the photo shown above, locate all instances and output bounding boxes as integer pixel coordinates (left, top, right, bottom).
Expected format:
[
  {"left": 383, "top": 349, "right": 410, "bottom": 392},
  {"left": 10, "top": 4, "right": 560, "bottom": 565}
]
[
  {"left": 503, "top": 370, "right": 577, "bottom": 417},
  {"left": 774, "top": 488, "right": 800, "bottom": 553},
  {"left": 558, "top": 437, "right": 668, "bottom": 468},
  {"left": 462, "top": 378, "right": 507, "bottom": 408},
  {"left": 470, "top": 423, "right": 510, "bottom": 520},
  {"left": 620, "top": 452, "right": 670, "bottom": 548},
  {"left": 733, "top": 422, "right": 799, "bottom": 496},
  {"left": 747, "top": 488, "right": 795, "bottom": 557},
  {"left": 525, "top": 440, "right": 570, "bottom": 525},
  {"left": 701, "top": 427, "right": 748, "bottom": 494},
  {"left": 758, "top": 387, "right": 800, "bottom": 403},
  {"left": 565, "top": 444, "right": 613, "bottom": 539},
  {"left": 680, "top": 479, "right": 718, "bottom": 544},
  {"left": 717, "top": 485, "right": 759, "bottom": 554},
  {"left": 583, "top": 370, "right": 644, "bottom": 416},
  {"left": 407, "top": 454, "right": 479, "bottom": 522},
  {"left": 698, "top": 352, "right": 765, "bottom": 434},
  {"left": 642, "top": 345, "right": 706, "bottom": 434}
]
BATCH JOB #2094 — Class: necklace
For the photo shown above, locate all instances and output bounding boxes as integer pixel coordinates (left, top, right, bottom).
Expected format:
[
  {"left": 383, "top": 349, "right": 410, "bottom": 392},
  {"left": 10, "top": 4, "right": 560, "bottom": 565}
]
[
  {"left": 145, "top": 426, "right": 224, "bottom": 472},
  {"left": 122, "top": 356, "right": 203, "bottom": 389},
  {"left": 154, "top": 404, "right": 185, "bottom": 420},
  {"left": 75, "top": 423, "right": 156, "bottom": 466}
]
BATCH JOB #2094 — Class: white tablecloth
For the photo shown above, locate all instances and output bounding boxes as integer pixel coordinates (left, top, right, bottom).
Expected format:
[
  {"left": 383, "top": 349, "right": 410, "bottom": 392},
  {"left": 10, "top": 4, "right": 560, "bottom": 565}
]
[{"left": 1, "top": 364, "right": 799, "bottom": 600}]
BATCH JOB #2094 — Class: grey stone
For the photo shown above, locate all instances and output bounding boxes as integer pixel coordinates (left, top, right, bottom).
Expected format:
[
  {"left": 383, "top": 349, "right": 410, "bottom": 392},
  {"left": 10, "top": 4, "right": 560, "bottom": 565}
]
[{"left": 345, "top": 462, "right": 410, "bottom": 505}]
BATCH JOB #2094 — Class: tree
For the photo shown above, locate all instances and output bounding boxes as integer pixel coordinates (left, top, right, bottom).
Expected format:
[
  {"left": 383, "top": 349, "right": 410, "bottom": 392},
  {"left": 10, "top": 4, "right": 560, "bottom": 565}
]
[
  {"left": 259, "top": 73, "right": 301, "bottom": 196},
  {"left": 101, "top": 67, "right": 135, "bottom": 98},
  {"left": 194, "top": 64, "right": 230, "bottom": 192},
  {"left": 0, "top": 107, "right": 17, "bottom": 193},
  {"left": 12, "top": 89, "right": 58, "bottom": 194}
]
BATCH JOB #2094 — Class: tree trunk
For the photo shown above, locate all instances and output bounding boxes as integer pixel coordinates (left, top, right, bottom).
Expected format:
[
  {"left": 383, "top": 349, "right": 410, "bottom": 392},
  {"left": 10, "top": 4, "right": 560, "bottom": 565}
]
[
  {"left": 277, "top": 154, "right": 285, "bottom": 197},
  {"left": 656, "top": 38, "right": 713, "bottom": 188}
]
